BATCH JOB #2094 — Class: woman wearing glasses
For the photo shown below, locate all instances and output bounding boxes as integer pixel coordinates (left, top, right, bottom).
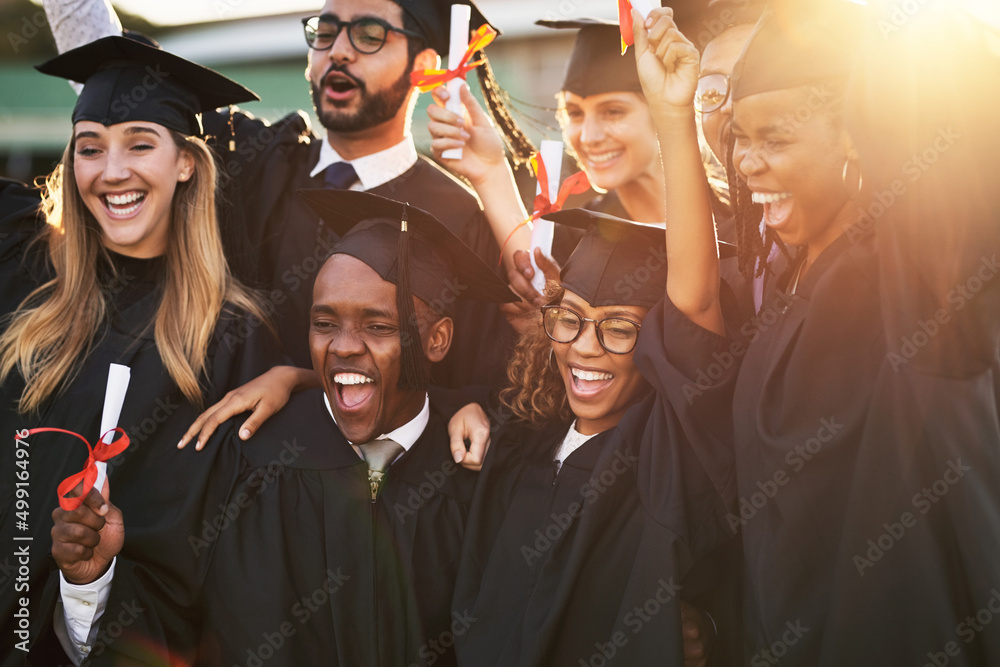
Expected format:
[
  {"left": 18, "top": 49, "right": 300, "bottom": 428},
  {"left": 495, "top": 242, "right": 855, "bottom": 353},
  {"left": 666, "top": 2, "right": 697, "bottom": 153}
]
[{"left": 442, "top": 206, "right": 741, "bottom": 666}]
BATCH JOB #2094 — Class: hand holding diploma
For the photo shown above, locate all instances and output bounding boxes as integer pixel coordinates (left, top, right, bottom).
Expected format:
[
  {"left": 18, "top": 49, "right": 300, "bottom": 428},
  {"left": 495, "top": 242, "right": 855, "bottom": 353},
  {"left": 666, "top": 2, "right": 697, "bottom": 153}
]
[
  {"left": 632, "top": 7, "right": 701, "bottom": 113},
  {"left": 529, "top": 141, "right": 563, "bottom": 293},
  {"left": 428, "top": 83, "right": 508, "bottom": 189},
  {"left": 51, "top": 486, "right": 123, "bottom": 585}
]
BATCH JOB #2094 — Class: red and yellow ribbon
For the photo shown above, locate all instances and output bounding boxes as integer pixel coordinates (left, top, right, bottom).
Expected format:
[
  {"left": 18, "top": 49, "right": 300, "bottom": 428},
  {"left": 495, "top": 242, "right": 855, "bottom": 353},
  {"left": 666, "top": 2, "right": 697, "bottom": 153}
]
[
  {"left": 410, "top": 24, "right": 498, "bottom": 92},
  {"left": 618, "top": 0, "right": 636, "bottom": 54},
  {"left": 498, "top": 152, "right": 591, "bottom": 265},
  {"left": 24, "top": 427, "right": 130, "bottom": 510}
]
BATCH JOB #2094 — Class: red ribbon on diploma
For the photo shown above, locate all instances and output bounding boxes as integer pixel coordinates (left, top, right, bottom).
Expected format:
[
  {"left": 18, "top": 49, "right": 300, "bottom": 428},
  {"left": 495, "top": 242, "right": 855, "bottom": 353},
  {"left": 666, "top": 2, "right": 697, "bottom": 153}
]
[
  {"left": 498, "top": 153, "right": 591, "bottom": 265},
  {"left": 410, "top": 24, "right": 498, "bottom": 92},
  {"left": 530, "top": 152, "right": 591, "bottom": 219},
  {"left": 25, "top": 427, "right": 129, "bottom": 511},
  {"left": 618, "top": 0, "right": 635, "bottom": 54}
]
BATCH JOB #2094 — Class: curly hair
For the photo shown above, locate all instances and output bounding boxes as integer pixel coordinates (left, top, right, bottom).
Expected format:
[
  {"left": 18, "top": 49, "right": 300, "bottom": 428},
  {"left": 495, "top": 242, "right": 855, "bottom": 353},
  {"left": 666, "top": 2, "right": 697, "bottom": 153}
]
[{"left": 499, "top": 283, "right": 572, "bottom": 427}]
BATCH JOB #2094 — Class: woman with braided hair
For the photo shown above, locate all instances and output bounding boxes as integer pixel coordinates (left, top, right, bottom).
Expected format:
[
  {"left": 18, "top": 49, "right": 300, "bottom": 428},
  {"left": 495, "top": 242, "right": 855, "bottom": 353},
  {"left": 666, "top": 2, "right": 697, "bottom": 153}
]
[{"left": 639, "top": 1, "right": 1000, "bottom": 663}]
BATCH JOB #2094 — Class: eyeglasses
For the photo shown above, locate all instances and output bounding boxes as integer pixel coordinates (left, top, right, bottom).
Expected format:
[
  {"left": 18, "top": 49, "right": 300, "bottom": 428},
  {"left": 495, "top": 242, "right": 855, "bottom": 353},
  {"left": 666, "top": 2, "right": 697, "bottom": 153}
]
[
  {"left": 302, "top": 14, "right": 424, "bottom": 54},
  {"left": 695, "top": 73, "right": 730, "bottom": 114},
  {"left": 542, "top": 305, "right": 642, "bottom": 355}
]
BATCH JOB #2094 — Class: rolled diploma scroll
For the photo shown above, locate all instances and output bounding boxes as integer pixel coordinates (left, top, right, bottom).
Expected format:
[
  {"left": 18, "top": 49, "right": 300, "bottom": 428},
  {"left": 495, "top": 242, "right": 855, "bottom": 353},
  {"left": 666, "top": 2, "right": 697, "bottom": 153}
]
[
  {"left": 530, "top": 140, "right": 562, "bottom": 293},
  {"left": 95, "top": 363, "right": 131, "bottom": 495},
  {"left": 631, "top": 0, "right": 654, "bottom": 20},
  {"left": 442, "top": 4, "right": 472, "bottom": 160}
]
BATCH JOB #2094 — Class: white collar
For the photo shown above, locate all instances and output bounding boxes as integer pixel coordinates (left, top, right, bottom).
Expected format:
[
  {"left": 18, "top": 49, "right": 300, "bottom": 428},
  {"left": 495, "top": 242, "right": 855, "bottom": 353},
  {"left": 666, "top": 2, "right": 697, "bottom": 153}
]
[
  {"left": 323, "top": 392, "right": 430, "bottom": 456},
  {"left": 310, "top": 135, "right": 418, "bottom": 190},
  {"left": 553, "top": 420, "right": 600, "bottom": 472}
]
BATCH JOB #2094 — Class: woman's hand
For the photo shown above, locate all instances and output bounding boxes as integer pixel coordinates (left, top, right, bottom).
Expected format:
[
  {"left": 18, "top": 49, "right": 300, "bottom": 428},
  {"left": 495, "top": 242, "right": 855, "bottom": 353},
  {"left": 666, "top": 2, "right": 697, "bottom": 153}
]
[
  {"left": 500, "top": 249, "right": 562, "bottom": 334},
  {"left": 427, "top": 83, "right": 508, "bottom": 189},
  {"left": 448, "top": 402, "right": 492, "bottom": 471},
  {"left": 177, "top": 366, "right": 319, "bottom": 450},
  {"left": 633, "top": 7, "right": 701, "bottom": 114}
]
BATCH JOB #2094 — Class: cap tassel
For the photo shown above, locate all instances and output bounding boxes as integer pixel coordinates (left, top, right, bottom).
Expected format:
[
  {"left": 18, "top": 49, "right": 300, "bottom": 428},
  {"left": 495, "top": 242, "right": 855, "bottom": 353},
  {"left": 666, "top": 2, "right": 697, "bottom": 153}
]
[{"left": 395, "top": 206, "right": 431, "bottom": 391}]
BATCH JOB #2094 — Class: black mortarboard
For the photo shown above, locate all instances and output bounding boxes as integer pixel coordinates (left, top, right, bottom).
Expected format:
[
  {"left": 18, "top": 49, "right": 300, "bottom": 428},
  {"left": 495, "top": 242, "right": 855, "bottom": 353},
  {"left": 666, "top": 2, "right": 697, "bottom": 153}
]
[
  {"left": 538, "top": 4, "right": 704, "bottom": 97},
  {"left": 546, "top": 208, "right": 736, "bottom": 309},
  {"left": 35, "top": 35, "right": 258, "bottom": 136},
  {"left": 390, "top": 0, "right": 496, "bottom": 55},
  {"left": 537, "top": 18, "right": 643, "bottom": 97},
  {"left": 298, "top": 189, "right": 517, "bottom": 390},
  {"left": 689, "top": 0, "right": 766, "bottom": 51},
  {"left": 731, "top": 1, "right": 864, "bottom": 102}
]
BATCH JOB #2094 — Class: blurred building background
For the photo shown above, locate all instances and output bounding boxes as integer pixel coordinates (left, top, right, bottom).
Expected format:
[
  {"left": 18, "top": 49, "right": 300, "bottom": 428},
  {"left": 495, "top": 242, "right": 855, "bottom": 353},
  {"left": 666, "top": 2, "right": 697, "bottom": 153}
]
[{"left": 0, "top": 0, "right": 619, "bottom": 183}]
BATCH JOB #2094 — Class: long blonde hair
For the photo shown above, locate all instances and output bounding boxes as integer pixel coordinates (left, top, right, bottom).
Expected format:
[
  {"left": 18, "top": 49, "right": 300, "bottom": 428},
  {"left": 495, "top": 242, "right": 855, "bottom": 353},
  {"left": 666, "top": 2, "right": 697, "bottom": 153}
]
[{"left": 0, "top": 132, "right": 265, "bottom": 414}]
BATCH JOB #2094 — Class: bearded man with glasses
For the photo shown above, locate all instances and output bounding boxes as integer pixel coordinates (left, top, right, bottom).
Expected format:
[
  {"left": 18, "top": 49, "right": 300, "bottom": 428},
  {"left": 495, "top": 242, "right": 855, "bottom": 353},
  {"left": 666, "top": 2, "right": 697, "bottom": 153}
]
[{"left": 41, "top": 0, "right": 518, "bottom": 392}]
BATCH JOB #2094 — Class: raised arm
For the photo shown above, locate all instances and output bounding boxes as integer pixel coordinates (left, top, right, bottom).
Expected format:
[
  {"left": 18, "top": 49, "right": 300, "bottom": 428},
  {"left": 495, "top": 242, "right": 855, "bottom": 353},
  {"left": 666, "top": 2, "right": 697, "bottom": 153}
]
[
  {"left": 43, "top": 0, "right": 121, "bottom": 51},
  {"left": 427, "top": 83, "right": 531, "bottom": 274},
  {"left": 633, "top": 8, "right": 723, "bottom": 335}
]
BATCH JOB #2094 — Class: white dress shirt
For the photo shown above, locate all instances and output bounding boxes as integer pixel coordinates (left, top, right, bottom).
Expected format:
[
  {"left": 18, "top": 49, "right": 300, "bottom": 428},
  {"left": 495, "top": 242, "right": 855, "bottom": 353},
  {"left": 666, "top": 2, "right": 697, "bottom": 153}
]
[
  {"left": 553, "top": 420, "right": 599, "bottom": 474},
  {"left": 309, "top": 135, "right": 419, "bottom": 192},
  {"left": 323, "top": 391, "right": 430, "bottom": 463},
  {"left": 55, "top": 559, "right": 116, "bottom": 665}
]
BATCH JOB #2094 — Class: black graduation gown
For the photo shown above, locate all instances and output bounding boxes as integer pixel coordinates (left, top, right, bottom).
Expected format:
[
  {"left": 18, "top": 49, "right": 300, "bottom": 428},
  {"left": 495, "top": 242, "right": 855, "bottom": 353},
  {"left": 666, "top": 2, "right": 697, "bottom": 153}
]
[
  {"left": 0, "top": 241, "right": 284, "bottom": 665},
  {"left": 658, "top": 217, "right": 1000, "bottom": 664},
  {"left": 198, "top": 388, "right": 478, "bottom": 667},
  {"left": 0, "top": 179, "right": 44, "bottom": 314},
  {"left": 202, "top": 109, "right": 517, "bottom": 391},
  {"left": 451, "top": 345, "right": 742, "bottom": 664}
]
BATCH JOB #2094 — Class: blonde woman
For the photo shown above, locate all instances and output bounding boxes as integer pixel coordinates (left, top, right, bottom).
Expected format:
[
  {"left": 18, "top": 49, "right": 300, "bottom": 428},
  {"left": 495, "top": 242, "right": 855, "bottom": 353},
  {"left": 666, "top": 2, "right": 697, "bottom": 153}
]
[{"left": 0, "top": 37, "right": 283, "bottom": 662}]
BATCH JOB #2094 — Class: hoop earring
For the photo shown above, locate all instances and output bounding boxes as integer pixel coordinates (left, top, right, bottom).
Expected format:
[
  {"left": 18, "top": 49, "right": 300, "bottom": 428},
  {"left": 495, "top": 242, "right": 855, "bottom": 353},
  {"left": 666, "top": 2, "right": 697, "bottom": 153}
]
[
  {"left": 548, "top": 347, "right": 555, "bottom": 368},
  {"left": 842, "top": 158, "right": 863, "bottom": 200}
]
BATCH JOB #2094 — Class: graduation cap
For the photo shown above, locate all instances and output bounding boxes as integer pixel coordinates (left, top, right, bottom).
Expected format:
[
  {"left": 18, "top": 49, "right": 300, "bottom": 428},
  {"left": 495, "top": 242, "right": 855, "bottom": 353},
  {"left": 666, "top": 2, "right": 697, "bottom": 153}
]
[
  {"left": 537, "top": 18, "right": 644, "bottom": 98},
  {"left": 545, "top": 208, "right": 736, "bottom": 309},
  {"left": 298, "top": 189, "right": 518, "bottom": 391},
  {"left": 688, "top": 0, "right": 767, "bottom": 51},
  {"left": 731, "top": 1, "right": 864, "bottom": 102},
  {"left": 391, "top": 0, "right": 496, "bottom": 54},
  {"left": 35, "top": 35, "right": 259, "bottom": 137},
  {"left": 538, "top": 4, "right": 704, "bottom": 98}
]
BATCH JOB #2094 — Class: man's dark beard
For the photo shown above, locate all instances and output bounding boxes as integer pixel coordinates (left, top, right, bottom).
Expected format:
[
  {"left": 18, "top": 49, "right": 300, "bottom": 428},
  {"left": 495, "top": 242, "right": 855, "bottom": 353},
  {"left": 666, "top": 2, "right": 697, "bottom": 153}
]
[{"left": 312, "top": 64, "right": 413, "bottom": 133}]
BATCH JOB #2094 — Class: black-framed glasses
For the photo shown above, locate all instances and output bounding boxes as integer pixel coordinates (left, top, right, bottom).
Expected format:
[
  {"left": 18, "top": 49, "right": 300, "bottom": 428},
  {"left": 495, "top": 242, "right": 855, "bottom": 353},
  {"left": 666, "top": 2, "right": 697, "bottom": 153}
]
[
  {"left": 542, "top": 305, "right": 642, "bottom": 355},
  {"left": 695, "top": 73, "right": 730, "bottom": 114},
  {"left": 302, "top": 14, "right": 424, "bottom": 54}
]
